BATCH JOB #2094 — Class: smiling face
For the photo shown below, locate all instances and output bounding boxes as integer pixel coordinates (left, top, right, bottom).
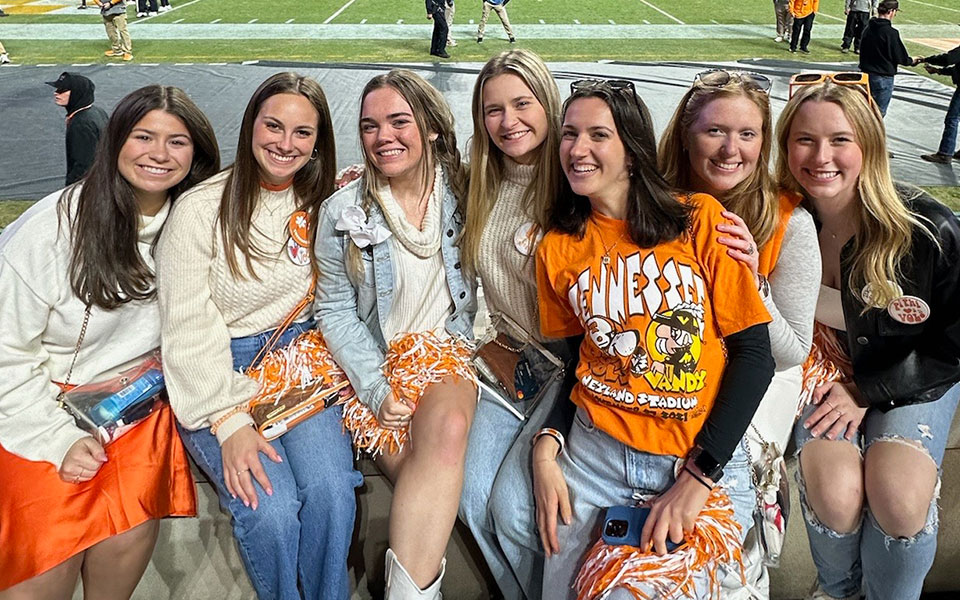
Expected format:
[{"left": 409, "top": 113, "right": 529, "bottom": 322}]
[
  {"left": 685, "top": 95, "right": 764, "bottom": 198},
  {"left": 360, "top": 86, "right": 427, "bottom": 185},
  {"left": 559, "top": 96, "right": 631, "bottom": 210},
  {"left": 251, "top": 92, "right": 320, "bottom": 186},
  {"left": 482, "top": 73, "right": 549, "bottom": 165},
  {"left": 117, "top": 109, "right": 195, "bottom": 212},
  {"left": 787, "top": 99, "right": 863, "bottom": 210},
  {"left": 54, "top": 89, "right": 71, "bottom": 107}
]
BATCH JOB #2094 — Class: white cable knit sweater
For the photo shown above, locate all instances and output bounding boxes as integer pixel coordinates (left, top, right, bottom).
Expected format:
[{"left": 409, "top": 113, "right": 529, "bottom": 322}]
[
  {"left": 476, "top": 159, "right": 545, "bottom": 340},
  {"left": 157, "top": 170, "right": 313, "bottom": 444},
  {"left": 0, "top": 188, "right": 169, "bottom": 469}
]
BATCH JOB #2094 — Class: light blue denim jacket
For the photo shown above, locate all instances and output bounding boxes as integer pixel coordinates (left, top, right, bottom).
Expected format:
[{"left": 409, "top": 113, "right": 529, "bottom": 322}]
[{"left": 313, "top": 170, "right": 477, "bottom": 417}]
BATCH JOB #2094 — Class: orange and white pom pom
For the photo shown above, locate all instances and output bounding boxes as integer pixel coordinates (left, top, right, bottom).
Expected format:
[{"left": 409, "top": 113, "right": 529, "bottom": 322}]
[
  {"left": 797, "top": 324, "right": 851, "bottom": 417},
  {"left": 341, "top": 331, "right": 476, "bottom": 458},
  {"left": 574, "top": 488, "right": 744, "bottom": 600},
  {"left": 246, "top": 329, "right": 355, "bottom": 408}
]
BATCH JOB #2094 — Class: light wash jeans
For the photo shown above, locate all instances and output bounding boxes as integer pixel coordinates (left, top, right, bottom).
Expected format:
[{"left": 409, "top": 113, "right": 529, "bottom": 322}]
[
  {"left": 542, "top": 406, "right": 755, "bottom": 600},
  {"left": 460, "top": 340, "right": 566, "bottom": 599},
  {"left": 178, "top": 319, "right": 363, "bottom": 600},
  {"left": 793, "top": 382, "right": 960, "bottom": 600}
]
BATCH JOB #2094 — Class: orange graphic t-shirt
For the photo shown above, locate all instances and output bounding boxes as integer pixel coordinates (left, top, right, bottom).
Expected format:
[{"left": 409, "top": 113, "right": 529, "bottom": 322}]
[{"left": 536, "top": 193, "right": 771, "bottom": 458}]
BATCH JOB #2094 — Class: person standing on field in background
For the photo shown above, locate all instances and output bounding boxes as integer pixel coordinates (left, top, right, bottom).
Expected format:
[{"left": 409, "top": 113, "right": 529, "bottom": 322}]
[
  {"left": 96, "top": 0, "right": 133, "bottom": 61},
  {"left": 858, "top": 0, "right": 920, "bottom": 117},
  {"left": 427, "top": 0, "right": 450, "bottom": 59},
  {"left": 789, "top": 0, "right": 818, "bottom": 54},
  {"left": 46, "top": 72, "right": 109, "bottom": 186},
  {"left": 773, "top": 0, "right": 793, "bottom": 44},
  {"left": 478, "top": 0, "right": 516, "bottom": 44},
  {"left": 841, "top": 0, "right": 877, "bottom": 54},
  {"left": 446, "top": 0, "right": 457, "bottom": 47}
]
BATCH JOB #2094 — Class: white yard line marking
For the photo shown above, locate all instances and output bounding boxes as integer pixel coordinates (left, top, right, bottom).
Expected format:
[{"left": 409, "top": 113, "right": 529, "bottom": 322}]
[
  {"left": 248, "top": 19, "right": 258, "bottom": 24},
  {"left": 817, "top": 12, "right": 845, "bottom": 22},
  {"left": 906, "top": 19, "right": 920, "bottom": 24},
  {"left": 285, "top": 18, "right": 295, "bottom": 24},
  {"left": 574, "top": 19, "right": 580, "bottom": 24},
  {"left": 324, "top": 0, "right": 358, "bottom": 24},
  {"left": 710, "top": 19, "right": 719, "bottom": 24},
  {"left": 71, "top": 63, "right": 93, "bottom": 66},
  {"left": 643, "top": 19, "right": 650, "bottom": 24},
  {"left": 639, "top": 0, "right": 684, "bottom": 25},
  {"left": 939, "top": 19, "right": 955, "bottom": 24},
  {"left": 172, "top": 18, "right": 184, "bottom": 23},
  {"left": 210, "top": 18, "right": 221, "bottom": 24},
  {"left": 131, "top": 0, "right": 204, "bottom": 25},
  {"left": 903, "top": 0, "right": 960, "bottom": 14},
  {"left": 608, "top": 19, "right": 616, "bottom": 25},
  {"left": 539, "top": 19, "right": 545, "bottom": 24},
  {"left": 360, "top": 18, "right": 367, "bottom": 24}
]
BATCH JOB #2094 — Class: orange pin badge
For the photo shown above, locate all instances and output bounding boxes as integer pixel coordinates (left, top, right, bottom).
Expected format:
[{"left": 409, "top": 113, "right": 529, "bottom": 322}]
[{"left": 287, "top": 211, "right": 311, "bottom": 266}]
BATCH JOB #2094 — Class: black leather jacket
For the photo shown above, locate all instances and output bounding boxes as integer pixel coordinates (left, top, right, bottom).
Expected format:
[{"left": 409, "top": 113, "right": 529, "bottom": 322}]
[{"left": 836, "top": 187, "right": 960, "bottom": 410}]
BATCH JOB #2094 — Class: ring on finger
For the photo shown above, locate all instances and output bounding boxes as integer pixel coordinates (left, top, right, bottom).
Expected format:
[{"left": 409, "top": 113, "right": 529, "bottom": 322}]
[
  {"left": 745, "top": 243, "right": 755, "bottom": 255},
  {"left": 237, "top": 469, "right": 249, "bottom": 476}
]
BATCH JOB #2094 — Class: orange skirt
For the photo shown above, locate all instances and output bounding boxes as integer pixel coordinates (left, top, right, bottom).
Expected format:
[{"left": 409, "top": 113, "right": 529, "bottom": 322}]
[{"left": 0, "top": 404, "right": 196, "bottom": 590}]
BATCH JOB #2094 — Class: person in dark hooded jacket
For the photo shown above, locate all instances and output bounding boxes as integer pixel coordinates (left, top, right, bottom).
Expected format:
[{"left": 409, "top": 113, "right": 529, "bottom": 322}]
[{"left": 46, "top": 72, "right": 109, "bottom": 186}]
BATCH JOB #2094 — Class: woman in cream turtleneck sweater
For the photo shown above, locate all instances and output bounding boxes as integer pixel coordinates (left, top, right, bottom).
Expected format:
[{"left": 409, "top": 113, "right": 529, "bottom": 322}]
[
  {"left": 0, "top": 85, "right": 218, "bottom": 597},
  {"left": 157, "top": 73, "right": 362, "bottom": 600},
  {"left": 458, "top": 49, "right": 569, "bottom": 600}
]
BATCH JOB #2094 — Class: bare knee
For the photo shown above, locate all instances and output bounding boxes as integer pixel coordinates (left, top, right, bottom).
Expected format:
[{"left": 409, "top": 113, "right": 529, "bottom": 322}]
[
  {"left": 94, "top": 519, "right": 160, "bottom": 555},
  {"left": 420, "top": 407, "right": 470, "bottom": 465},
  {"left": 800, "top": 441, "right": 864, "bottom": 533},
  {"left": 865, "top": 440, "right": 937, "bottom": 538}
]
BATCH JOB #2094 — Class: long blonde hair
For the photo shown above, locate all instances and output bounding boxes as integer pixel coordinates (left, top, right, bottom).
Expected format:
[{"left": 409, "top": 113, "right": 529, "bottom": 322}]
[
  {"left": 347, "top": 69, "right": 467, "bottom": 280},
  {"left": 775, "top": 81, "right": 929, "bottom": 308},
  {"left": 463, "top": 49, "right": 562, "bottom": 271},
  {"left": 658, "top": 74, "right": 779, "bottom": 248}
]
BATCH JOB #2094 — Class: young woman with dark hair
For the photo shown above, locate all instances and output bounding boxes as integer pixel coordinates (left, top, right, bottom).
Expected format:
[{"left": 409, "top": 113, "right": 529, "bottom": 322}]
[
  {"left": 0, "top": 84, "right": 219, "bottom": 598},
  {"left": 533, "top": 80, "right": 775, "bottom": 599},
  {"left": 314, "top": 69, "right": 473, "bottom": 599},
  {"left": 157, "top": 72, "right": 361, "bottom": 600}
]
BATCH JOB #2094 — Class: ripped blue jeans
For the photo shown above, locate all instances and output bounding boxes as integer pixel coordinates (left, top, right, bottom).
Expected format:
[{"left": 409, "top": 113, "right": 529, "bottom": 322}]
[{"left": 793, "top": 382, "right": 960, "bottom": 600}]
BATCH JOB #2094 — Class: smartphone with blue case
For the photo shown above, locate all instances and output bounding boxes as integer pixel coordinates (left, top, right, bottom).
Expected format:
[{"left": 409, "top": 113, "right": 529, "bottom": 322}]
[{"left": 601, "top": 505, "right": 685, "bottom": 551}]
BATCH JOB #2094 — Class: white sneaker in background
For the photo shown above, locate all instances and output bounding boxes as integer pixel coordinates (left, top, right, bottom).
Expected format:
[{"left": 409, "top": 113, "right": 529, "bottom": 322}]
[
  {"left": 148, "top": 10, "right": 158, "bottom": 16},
  {"left": 774, "top": 35, "right": 783, "bottom": 43},
  {"left": 136, "top": 11, "right": 146, "bottom": 17},
  {"left": 159, "top": 5, "right": 171, "bottom": 11},
  {"left": 0, "top": 54, "right": 10, "bottom": 65}
]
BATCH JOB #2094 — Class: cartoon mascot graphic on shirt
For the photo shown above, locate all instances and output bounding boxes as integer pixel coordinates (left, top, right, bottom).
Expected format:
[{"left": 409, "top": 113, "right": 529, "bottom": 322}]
[
  {"left": 585, "top": 315, "right": 648, "bottom": 387},
  {"left": 644, "top": 301, "right": 708, "bottom": 393}
]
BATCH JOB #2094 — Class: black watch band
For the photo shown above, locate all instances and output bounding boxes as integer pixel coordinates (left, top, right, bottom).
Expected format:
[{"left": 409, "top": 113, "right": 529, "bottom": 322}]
[{"left": 688, "top": 446, "right": 724, "bottom": 483}]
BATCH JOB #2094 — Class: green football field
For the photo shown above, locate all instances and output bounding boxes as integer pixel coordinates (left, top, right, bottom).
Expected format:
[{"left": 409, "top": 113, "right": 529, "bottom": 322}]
[{"left": 3, "top": 0, "right": 957, "bottom": 26}]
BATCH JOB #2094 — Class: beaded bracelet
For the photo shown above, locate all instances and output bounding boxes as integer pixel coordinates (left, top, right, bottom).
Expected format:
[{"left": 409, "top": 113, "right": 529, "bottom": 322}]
[
  {"left": 532, "top": 427, "right": 565, "bottom": 456},
  {"left": 210, "top": 405, "right": 249, "bottom": 437}
]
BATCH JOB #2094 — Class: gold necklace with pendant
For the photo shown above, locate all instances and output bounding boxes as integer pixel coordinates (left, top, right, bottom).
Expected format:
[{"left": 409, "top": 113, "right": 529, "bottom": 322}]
[{"left": 598, "top": 229, "right": 627, "bottom": 266}]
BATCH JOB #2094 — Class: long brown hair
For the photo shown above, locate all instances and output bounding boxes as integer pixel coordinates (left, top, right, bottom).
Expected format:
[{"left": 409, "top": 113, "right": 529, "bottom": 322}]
[
  {"left": 553, "top": 85, "right": 689, "bottom": 247},
  {"left": 463, "top": 49, "right": 562, "bottom": 271},
  {"left": 658, "top": 75, "right": 779, "bottom": 248},
  {"left": 61, "top": 85, "right": 220, "bottom": 309},
  {"left": 218, "top": 72, "right": 336, "bottom": 278},
  {"left": 348, "top": 69, "right": 467, "bottom": 279}
]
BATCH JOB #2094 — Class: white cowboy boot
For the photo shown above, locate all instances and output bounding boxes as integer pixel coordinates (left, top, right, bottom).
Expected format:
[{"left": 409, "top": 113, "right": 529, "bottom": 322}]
[{"left": 384, "top": 548, "right": 445, "bottom": 600}]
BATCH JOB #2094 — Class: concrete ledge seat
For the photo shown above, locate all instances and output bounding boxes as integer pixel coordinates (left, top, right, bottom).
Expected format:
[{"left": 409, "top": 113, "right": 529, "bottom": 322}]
[{"left": 95, "top": 414, "right": 960, "bottom": 599}]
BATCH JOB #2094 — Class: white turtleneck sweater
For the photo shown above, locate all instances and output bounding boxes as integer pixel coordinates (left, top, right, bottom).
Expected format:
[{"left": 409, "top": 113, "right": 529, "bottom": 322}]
[
  {"left": 476, "top": 159, "right": 544, "bottom": 340},
  {"left": 379, "top": 164, "right": 454, "bottom": 341},
  {"left": 0, "top": 187, "right": 170, "bottom": 469},
  {"left": 156, "top": 170, "right": 313, "bottom": 444}
]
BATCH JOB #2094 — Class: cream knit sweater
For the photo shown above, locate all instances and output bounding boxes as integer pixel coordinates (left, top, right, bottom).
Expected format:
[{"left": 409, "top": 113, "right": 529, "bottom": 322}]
[
  {"left": 0, "top": 188, "right": 169, "bottom": 469},
  {"left": 476, "top": 159, "right": 545, "bottom": 340},
  {"left": 157, "top": 170, "right": 313, "bottom": 444}
]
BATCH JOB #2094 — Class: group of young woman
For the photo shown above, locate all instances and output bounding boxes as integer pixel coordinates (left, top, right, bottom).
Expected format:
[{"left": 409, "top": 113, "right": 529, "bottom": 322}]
[{"left": 0, "top": 48, "right": 957, "bottom": 600}]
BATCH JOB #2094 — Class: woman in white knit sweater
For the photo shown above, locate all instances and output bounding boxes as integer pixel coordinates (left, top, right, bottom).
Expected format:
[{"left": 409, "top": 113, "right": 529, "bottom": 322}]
[
  {"left": 0, "top": 85, "right": 218, "bottom": 598},
  {"left": 456, "top": 49, "right": 569, "bottom": 600},
  {"left": 314, "top": 69, "right": 475, "bottom": 600},
  {"left": 157, "top": 73, "right": 362, "bottom": 600}
]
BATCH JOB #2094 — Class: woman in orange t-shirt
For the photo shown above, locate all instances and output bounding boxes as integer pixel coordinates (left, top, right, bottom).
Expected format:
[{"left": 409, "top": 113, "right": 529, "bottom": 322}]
[{"left": 532, "top": 80, "right": 775, "bottom": 599}]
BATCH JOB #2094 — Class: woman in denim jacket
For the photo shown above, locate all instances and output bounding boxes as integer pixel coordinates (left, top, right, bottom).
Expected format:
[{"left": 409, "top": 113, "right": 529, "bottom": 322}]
[{"left": 314, "top": 69, "right": 475, "bottom": 600}]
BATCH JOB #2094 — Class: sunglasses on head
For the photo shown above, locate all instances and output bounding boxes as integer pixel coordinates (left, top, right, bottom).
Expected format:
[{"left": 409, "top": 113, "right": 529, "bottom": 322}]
[
  {"left": 693, "top": 69, "right": 772, "bottom": 93},
  {"left": 570, "top": 78, "right": 637, "bottom": 95},
  {"left": 788, "top": 71, "right": 872, "bottom": 103}
]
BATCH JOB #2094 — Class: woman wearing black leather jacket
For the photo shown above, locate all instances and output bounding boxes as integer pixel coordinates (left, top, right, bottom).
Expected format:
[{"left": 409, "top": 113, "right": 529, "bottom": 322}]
[{"left": 776, "top": 77, "right": 960, "bottom": 600}]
